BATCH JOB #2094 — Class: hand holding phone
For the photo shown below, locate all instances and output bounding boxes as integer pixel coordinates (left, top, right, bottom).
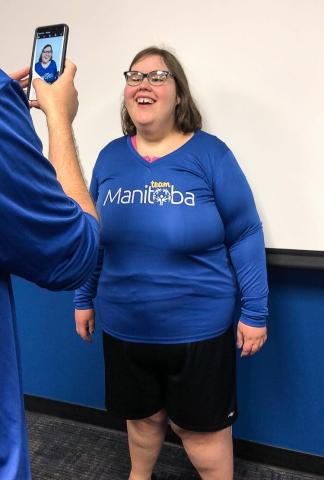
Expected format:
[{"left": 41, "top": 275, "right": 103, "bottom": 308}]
[
  {"left": 32, "top": 59, "right": 79, "bottom": 123},
  {"left": 27, "top": 24, "right": 69, "bottom": 101}
]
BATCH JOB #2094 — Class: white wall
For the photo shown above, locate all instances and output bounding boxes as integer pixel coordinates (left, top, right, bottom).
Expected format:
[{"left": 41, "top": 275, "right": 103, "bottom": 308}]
[{"left": 1, "top": 0, "right": 323, "bottom": 250}]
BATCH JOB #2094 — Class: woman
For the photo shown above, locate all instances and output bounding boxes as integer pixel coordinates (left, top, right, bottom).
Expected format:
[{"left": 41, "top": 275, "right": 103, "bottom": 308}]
[
  {"left": 34, "top": 44, "right": 58, "bottom": 84},
  {"left": 75, "top": 46, "right": 268, "bottom": 480}
]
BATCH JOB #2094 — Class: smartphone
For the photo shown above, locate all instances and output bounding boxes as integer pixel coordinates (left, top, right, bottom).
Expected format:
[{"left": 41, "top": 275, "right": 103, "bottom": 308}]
[{"left": 27, "top": 24, "right": 69, "bottom": 101}]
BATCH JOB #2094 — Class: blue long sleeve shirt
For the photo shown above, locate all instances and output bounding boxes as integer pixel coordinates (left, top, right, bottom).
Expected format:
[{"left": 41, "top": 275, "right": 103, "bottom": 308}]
[
  {"left": 75, "top": 130, "right": 268, "bottom": 343},
  {"left": 0, "top": 70, "right": 99, "bottom": 480}
]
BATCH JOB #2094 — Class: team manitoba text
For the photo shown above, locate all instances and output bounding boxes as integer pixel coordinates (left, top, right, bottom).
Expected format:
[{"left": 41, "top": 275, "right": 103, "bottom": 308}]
[{"left": 103, "top": 181, "right": 195, "bottom": 207}]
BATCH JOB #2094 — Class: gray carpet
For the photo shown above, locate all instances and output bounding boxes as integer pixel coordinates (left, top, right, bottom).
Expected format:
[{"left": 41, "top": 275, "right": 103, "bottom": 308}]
[{"left": 26, "top": 412, "right": 323, "bottom": 480}]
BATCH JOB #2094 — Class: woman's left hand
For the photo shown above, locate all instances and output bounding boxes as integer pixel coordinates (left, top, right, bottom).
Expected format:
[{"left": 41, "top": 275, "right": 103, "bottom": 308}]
[
  {"left": 9, "top": 67, "right": 30, "bottom": 89},
  {"left": 236, "top": 321, "right": 267, "bottom": 357}
]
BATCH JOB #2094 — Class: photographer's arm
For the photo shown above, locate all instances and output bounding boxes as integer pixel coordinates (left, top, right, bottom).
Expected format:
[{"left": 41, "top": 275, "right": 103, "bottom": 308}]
[
  {"left": 0, "top": 65, "right": 99, "bottom": 289},
  {"left": 32, "top": 60, "right": 97, "bottom": 220}
]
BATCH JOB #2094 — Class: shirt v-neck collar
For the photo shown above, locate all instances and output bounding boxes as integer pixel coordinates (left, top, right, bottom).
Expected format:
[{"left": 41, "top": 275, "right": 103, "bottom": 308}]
[{"left": 126, "top": 130, "right": 201, "bottom": 168}]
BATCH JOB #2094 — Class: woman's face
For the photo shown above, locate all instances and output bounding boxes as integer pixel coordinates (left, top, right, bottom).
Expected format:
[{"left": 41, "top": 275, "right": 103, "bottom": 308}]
[
  {"left": 124, "top": 55, "right": 179, "bottom": 134},
  {"left": 41, "top": 47, "right": 52, "bottom": 64}
]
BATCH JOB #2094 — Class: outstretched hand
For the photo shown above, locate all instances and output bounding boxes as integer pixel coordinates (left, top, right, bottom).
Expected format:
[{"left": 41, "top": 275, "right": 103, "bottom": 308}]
[{"left": 236, "top": 321, "right": 267, "bottom": 357}]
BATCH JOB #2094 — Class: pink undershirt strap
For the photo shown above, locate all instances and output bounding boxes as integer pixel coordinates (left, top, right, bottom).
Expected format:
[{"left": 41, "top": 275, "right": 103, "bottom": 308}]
[{"left": 131, "top": 136, "right": 159, "bottom": 163}]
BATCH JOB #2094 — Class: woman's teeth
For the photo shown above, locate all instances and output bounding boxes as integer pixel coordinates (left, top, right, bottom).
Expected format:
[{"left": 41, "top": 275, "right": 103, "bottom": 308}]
[{"left": 137, "top": 98, "right": 154, "bottom": 104}]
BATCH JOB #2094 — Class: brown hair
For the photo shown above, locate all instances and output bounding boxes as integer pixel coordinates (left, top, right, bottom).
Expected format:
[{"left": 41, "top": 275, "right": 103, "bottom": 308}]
[{"left": 121, "top": 46, "right": 202, "bottom": 136}]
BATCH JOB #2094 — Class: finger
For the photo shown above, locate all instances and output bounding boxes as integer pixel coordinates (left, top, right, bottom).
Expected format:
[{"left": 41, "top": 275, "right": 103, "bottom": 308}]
[
  {"left": 76, "top": 325, "right": 92, "bottom": 342},
  {"left": 250, "top": 342, "right": 261, "bottom": 355},
  {"left": 80, "top": 332, "right": 92, "bottom": 342},
  {"left": 236, "top": 327, "right": 243, "bottom": 349},
  {"left": 241, "top": 340, "right": 254, "bottom": 357},
  {"left": 20, "top": 78, "right": 29, "bottom": 89},
  {"left": 259, "top": 337, "right": 267, "bottom": 349},
  {"left": 88, "top": 318, "right": 95, "bottom": 335},
  {"left": 241, "top": 350, "right": 249, "bottom": 357},
  {"left": 29, "top": 100, "right": 40, "bottom": 109},
  {"left": 61, "top": 59, "right": 77, "bottom": 79},
  {"left": 251, "top": 337, "right": 267, "bottom": 355},
  {"left": 10, "top": 67, "right": 30, "bottom": 81},
  {"left": 241, "top": 348, "right": 252, "bottom": 357},
  {"left": 254, "top": 334, "right": 267, "bottom": 349}
]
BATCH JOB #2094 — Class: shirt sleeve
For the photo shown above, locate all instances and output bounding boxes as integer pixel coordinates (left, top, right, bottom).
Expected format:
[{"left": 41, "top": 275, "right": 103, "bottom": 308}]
[
  {"left": 213, "top": 149, "right": 269, "bottom": 327},
  {"left": 74, "top": 170, "right": 104, "bottom": 309},
  {"left": 0, "top": 72, "right": 99, "bottom": 290}
]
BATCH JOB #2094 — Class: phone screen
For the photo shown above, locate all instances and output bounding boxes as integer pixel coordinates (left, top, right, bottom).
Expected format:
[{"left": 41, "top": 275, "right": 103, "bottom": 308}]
[{"left": 28, "top": 24, "right": 68, "bottom": 101}]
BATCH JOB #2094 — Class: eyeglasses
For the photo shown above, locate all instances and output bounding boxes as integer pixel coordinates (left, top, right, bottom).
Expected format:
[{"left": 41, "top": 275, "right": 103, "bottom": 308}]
[
  {"left": 43, "top": 50, "right": 52, "bottom": 54},
  {"left": 124, "top": 70, "right": 175, "bottom": 86}
]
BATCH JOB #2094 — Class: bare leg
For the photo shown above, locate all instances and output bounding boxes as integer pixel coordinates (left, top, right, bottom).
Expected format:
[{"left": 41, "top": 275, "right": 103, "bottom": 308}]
[
  {"left": 128, "top": 409, "right": 168, "bottom": 480},
  {"left": 170, "top": 423, "right": 233, "bottom": 480}
]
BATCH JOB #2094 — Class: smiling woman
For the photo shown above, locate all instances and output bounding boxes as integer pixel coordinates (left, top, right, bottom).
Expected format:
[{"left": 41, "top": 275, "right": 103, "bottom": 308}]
[
  {"left": 123, "top": 53, "right": 185, "bottom": 152},
  {"left": 121, "top": 47, "right": 202, "bottom": 148},
  {"left": 74, "top": 46, "right": 268, "bottom": 480},
  {"left": 34, "top": 44, "right": 58, "bottom": 84}
]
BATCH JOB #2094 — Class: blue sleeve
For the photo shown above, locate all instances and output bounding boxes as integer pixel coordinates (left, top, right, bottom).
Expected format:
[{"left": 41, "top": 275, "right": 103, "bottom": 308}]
[
  {"left": 213, "top": 149, "right": 268, "bottom": 327},
  {"left": 0, "top": 72, "right": 100, "bottom": 290},
  {"left": 74, "top": 170, "right": 104, "bottom": 309}
]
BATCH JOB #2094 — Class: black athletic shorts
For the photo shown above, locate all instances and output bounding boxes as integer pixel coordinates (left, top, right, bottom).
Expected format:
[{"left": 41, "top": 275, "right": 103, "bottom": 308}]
[{"left": 102, "top": 327, "right": 237, "bottom": 432}]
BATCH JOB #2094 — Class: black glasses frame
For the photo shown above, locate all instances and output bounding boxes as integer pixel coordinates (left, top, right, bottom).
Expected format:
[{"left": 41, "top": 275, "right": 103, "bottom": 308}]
[{"left": 123, "top": 70, "right": 175, "bottom": 86}]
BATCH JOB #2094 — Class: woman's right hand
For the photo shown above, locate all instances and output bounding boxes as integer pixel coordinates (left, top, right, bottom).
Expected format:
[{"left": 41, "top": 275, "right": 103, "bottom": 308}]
[{"left": 75, "top": 308, "right": 95, "bottom": 342}]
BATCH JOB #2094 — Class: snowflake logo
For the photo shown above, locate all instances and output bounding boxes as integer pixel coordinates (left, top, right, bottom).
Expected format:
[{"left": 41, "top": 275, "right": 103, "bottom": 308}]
[{"left": 153, "top": 188, "right": 171, "bottom": 206}]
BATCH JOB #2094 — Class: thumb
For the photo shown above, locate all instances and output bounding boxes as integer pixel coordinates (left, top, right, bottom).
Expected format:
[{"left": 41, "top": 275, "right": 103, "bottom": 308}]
[
  {"left": 60, "top": 59, "right": 77, "bottom": 80},
  {"left": 236, "top": 325, "right": 243, "bottom": 349},
  {"left": 33, "top": 77, "right": 45, "bottom": 90}
]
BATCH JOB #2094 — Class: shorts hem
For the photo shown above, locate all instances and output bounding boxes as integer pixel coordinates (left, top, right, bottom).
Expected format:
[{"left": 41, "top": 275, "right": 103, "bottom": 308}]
[
  {"left": 168, "top": 412, "right": 238, "bottom": 433},
  {"left": 105, "top": 404, "right": 164, "bottom": 421}
]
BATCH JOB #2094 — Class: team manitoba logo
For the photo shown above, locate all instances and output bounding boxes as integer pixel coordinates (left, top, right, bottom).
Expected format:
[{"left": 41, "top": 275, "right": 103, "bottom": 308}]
[
  {"left": 152, "top": 188, "right": 171, "bottom": 206},
  {"left": 103, "top": 181, "right": 195, "bottom": 207}
]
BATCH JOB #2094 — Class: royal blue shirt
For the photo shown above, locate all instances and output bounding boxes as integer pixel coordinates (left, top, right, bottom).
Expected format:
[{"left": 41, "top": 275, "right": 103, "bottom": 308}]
[
  {"left": 34, "top": 60, "right": 58, "bottom": 83},
  {"left": 0, "top": 70, "right": 99, "bottom": 479},
  {"left": 75, "top": 131, "right": 268, "bottom": 343}
]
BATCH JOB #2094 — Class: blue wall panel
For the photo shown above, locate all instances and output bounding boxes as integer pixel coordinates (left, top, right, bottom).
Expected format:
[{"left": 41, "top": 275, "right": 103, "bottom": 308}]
[
  {"left": 13, "top": 277, "right": 105, "bottom": 409},
  {"left": 13, "top": 267, "right": 324, "bottom": 455},
  {"left": 234, "top": 268, "right": 324, "bottom": 456}
]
